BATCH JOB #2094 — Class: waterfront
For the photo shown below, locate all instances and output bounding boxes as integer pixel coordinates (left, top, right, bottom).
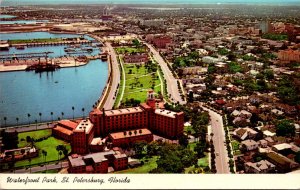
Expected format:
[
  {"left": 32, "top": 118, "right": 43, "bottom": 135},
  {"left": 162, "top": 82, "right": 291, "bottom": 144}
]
[
  {"left": 0, "top": 31, "right": 108, "bottom": 126},
  {"left": 0, "top": 59, "right": 108, "bottom": 127}
]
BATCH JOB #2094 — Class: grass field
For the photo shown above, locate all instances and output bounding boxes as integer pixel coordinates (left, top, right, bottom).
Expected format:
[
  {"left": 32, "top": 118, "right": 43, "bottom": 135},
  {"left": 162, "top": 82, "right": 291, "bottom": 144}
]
[
  {"left": 18, "top": 129, "right": 52, "bottom": 148},
  {"left": 231, "top": 140, "right": 241, "bottom": 155},
  {"left": 9, "top": 38, "right": 63, "bottom": 44},
  {"left": 122, "top": 63, "right": 161, "bottom": 103},
  {"left": 114, "top": 156, "right": 158, "bottom": 174},
  {"left": 16, "top": 136, "right": 71, "bottom": 167},
  {"left": 115, "top": 47, "right": 147, "bottom": 54},
  {"left": 198, "top": 153, "right": 209, "bottom": 167}
]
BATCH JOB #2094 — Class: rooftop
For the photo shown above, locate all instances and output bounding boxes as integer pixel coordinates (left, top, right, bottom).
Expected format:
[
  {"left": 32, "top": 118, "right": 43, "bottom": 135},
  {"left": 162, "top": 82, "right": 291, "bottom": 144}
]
[
  {"left": 155, "top": 109, "right": 178, "bottom": 118},
  {"left": 105, "top": 107, "right": 143, "bottom": 116},
  {"left": 109, "top": 128, "right": 152, "bottom": 140},
  {"left": 74, "top": 119, "right": 93, "bottom": 134},
  {"left": 57, "top": 120, "right": 78, "bottom": 130}
]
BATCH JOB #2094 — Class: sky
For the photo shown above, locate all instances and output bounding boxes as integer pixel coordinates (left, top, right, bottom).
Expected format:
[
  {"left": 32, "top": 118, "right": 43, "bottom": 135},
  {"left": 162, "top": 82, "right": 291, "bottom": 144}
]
[{"left": 0, "top": 0, "right": 300, "bottom": 6}]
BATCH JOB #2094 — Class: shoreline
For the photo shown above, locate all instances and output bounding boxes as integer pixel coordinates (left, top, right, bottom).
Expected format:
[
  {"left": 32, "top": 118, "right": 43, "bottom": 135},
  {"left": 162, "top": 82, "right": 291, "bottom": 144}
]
[{"left": 0, "top": 59, "right": 88, "bottom": 72}]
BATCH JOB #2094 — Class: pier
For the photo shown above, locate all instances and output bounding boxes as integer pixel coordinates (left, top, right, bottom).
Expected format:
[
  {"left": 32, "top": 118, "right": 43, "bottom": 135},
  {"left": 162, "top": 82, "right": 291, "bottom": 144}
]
[{"left": 10, "top": 39, "right": 92, "bottom": 47}]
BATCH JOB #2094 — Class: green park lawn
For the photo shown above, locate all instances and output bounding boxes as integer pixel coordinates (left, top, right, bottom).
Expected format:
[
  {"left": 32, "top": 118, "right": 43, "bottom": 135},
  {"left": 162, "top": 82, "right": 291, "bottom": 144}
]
[
  {"left": 122, "top": 63, "right": 161, "bottom": 103},
  {"left": 16, "top": 135, "right": 71, "bottom": 167},
  {"left": 115, "top": 47, "right": 147, "bottom": 54},
  {"left": 18, "top": 129, "right": 52, "bottom": 148},
  {"left": 114, "top": 156, "right": 158, "bottom": 174},
  {"left": 198, "top": 153, "right": 209, "bottom": 167},
  {"left": 231, "top": 140, "right": 241, "bottom": 155}
]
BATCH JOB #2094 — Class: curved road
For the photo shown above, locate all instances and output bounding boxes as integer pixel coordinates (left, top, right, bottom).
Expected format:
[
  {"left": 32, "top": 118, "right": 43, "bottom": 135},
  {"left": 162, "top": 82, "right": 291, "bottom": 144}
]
[
  {"left": 201, "top": 104, "right": 230, "bottom": 174},
  {"left": 145, "top": 43, "right": 186, "bottom": 105},
  {"left": 103, "top": 42, "right": 120, "bottom": 110}
]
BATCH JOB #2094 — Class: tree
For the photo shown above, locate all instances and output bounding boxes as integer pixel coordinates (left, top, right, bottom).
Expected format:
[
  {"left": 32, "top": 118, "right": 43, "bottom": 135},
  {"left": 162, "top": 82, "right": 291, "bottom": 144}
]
[
  {"left": 72, "top": 107, "right": 75, "bottom": 119},
  {"left": 16, "top": 117, "right": 19, "bottom": 125},
  {"left": 27, "top": 113, "right": 31, "bottom": 126},
  {"left": 3, "top": 117, "right": 7, "bottom": 127},
  {"left": 194, "top": 141, "right": 206, "bottom": 158},
  {"left": 133, "top": 141, "right": 147, "bottom": 158},
  {"left": 35, "top": 119, "right": 38, "bottom": 130},
  {"left": 178, "top": 135, "right": 189, "bottom": 148},
  {"left": 82, "top": 108, "right": 85, "bottom": 118},
  {"left": 132, "top": 39, "right": 140, "bottom": 47},
  {"left": 276, "top": 119, "right": 295, "bottom": 137},
  {"left": 61, "top": 112, "right": 64, "bottom": 119},
  {"left": 295, "top": 151, "right": 300, "bottom": 164},
  {"left": 39, "top": 112, "right": 42, "bottom": 123},
  {"left": 50, "top": 112, "right": 54, "bottom": 122}
]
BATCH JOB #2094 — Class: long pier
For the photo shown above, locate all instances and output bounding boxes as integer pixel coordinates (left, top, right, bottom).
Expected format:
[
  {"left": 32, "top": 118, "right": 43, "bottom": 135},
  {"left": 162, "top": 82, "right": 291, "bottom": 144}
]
[{"left": 10, "top": 39, "right": 92, "bottom": 47}]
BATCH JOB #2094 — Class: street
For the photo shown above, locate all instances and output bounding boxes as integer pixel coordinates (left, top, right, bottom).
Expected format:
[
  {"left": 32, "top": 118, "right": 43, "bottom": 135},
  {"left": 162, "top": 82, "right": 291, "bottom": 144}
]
[
  {"left": 145, "top": 43, "right": 186, "bottom": 105},
  {"left": 201, "top": 105, "right": 230, "bottom": 174},
  {"left": 10, "top": 161, "right": 69, "bottom": 174},
  {"left": 103, "top": 42, "right": 120, "bottom": 110}
]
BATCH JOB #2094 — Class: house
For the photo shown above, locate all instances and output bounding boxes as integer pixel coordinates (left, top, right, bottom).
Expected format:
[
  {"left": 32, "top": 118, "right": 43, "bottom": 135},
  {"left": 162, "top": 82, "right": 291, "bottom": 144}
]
[
  {"left": 233, "top": 127, "right": 258, "bottom": 141},
  {"left": 266, "top": 151, "right": 299, "bottom": 173},
  {"left": 244, "top": 160, "right": 276, "bottom": 173},
  {"left": 240, "top": 139, "right": 259, "bottom": 151},
  {"left": 258, "top": 139, "right": 268, "bottom": 148}
]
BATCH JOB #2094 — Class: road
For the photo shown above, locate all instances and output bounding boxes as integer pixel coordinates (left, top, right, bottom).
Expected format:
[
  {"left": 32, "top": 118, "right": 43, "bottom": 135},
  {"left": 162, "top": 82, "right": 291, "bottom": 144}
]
[
  {"left": 201, "top": 104, "right": 230, "bottom": 174},
  {"left": 102, "top": 42, "right": 120, "bottom": 110},
  {"left": 145, "top": 43, "right": 186, "bottom": 105},
  {"left": 10, "top": 161, "right": 69, "bottom": 173}
]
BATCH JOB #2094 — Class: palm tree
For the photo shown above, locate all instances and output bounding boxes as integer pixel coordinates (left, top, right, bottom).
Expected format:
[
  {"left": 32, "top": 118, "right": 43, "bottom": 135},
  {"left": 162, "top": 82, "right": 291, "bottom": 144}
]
[
  {"left": 39, "top": 112, "right": 42, "bottom": 123},
  {"left": 61, "top": 112, "right": 64, "bottom": 119},
  {"left": 16, "top": 117, "right": 19, "bottom": 126},
  {"left": 72, "top": 106, "right": 75, "bottom": 119},
  {"left": 3, "top": 117, "right": 7, "bottom": 127},
  {"left": 59, "top": 151, "right": 62, "bottom": 167},
  {"left": 134, "top": 130, "right": 137, "bottom": 136},
  {"left": 28, "top": 157, "right": 32, "bottom": 173},
  {"left": 129, "top": 131, "right": 132, "bottom": 136},
  {"left": 35, "top": 119, "right": 38, "bottom": 130},
  {"left": 50, "top": 112, "right": 54, "bottom": 122},
  {"left": 139, "top": 129, "right": 142, "bottom": 134},
  {"left": 27, "top": 113, "right": 31, "bottom": 126},
  {"left": 81, "top": 108, "right": 85, "bottom": 118}
]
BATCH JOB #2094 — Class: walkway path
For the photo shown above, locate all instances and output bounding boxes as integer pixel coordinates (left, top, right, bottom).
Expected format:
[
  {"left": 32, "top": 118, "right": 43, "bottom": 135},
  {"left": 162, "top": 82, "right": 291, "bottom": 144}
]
[{"left": 145, "top": 42, "right": 186, "bottom": 105}]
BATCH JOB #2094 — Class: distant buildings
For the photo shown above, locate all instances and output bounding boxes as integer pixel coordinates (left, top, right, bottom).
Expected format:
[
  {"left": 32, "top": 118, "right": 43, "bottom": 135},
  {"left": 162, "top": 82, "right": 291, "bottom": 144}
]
[
  {"left": 123, "top": 54, "right": 149, "bottom": 63},
  {"left": 140, "top": 19, "right": 165, "bottom": 27},
  {"left": 277, "top": 49, "right": 300, "bottom": 63},
  {"left": 258, "top": 20, "right": 273, "bottom": 34}
]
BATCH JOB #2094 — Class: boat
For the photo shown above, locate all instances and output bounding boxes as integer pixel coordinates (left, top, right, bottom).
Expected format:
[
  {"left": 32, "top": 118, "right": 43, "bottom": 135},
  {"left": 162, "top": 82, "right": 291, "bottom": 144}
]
[
  {"left": 25, "top": 63, "right": 60, "bottom": 72},
  {"left": 15, "top": 46, "right": 25, "bottom": 50}
]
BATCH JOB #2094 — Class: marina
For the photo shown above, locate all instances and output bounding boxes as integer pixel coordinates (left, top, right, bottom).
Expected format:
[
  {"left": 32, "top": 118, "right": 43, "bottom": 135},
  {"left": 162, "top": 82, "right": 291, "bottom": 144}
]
[{"left": 0, "top": 31, "right": 109, "bottom": 126}]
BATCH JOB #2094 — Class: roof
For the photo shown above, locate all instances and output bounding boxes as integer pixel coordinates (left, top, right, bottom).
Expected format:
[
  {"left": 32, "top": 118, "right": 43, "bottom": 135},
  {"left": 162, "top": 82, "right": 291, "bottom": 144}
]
[
  {"left": 155, "top": 109, "right": 178, "bottom": 118},
  {"left": 57, "top": 120, "right": 78, "bottom": 130},
  {"left": 267, "top": 152, "right": 298, "bottom": 166},
  {"left": 245, "top": 160, "right": 275, "bottom": 172},
  {"left": 263, "top": 130, "right": 276, "bottom": 137},
  {"left": 241, "top": 139, "right": 258, "bottom": 147},
  {"left": 105, "top": 107, "right": 143, "bottom": 116},
  {"left": 74, "top": 119, "right": 93, "bottom": 134},
  {"left": 109, "top": 128, "right": 152, "bottom": 140},
  {"left": 53, "top": 126, "right": 73, "bottom": 136},
  {"left": 90, "top": 137, "right": 104, "bottom": 146},
  {"left": 68, "top": 150, "right": 116, "bottom": 167},
  {"left": 273, "top": 143, "right": 292, "bottom": 151}
]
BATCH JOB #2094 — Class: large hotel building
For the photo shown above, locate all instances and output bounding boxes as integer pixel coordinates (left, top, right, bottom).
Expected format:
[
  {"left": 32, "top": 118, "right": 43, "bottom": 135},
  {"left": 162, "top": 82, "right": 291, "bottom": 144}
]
[
  {"left": 89, "top": 90, "right": 184, "bottom": 139},
  {"left": 53, "top": 90, "right": 184, "bottom": 154}
]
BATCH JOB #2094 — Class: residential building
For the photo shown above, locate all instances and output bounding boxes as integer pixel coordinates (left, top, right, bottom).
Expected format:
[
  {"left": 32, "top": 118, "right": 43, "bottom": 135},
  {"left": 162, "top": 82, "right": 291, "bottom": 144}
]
[
  {"left": 68, "top": 150, "right": 128, "bottom": 173},
  {"left": 244, "top": 160, "right": 276, "bottom": 173},
  {"left": 240, "top": 139, "right": 259, "bottom": 151}
]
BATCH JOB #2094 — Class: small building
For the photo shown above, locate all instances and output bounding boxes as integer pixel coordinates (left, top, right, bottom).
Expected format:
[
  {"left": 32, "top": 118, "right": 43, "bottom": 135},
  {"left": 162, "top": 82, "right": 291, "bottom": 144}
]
[
  {"left": 233, "top": 127, "right": 258, "bottom": 141},
  {"left": 68, "top": 150, "right": 128, "bottom": 173},
  {"left": 123, "top": 54, "right": 149, "bottom": 63},
  {"left": 266, "top": 151, "right": 299, "bottom": 173},
  {"left": 240, "top": 139, "right": 258, "bottom": 151},
  {"left": 244, "top": 160, "right": 276, "bottom": 173},
  {"left": 109, "top": 128, "right": 153, "bottom": 147}
]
